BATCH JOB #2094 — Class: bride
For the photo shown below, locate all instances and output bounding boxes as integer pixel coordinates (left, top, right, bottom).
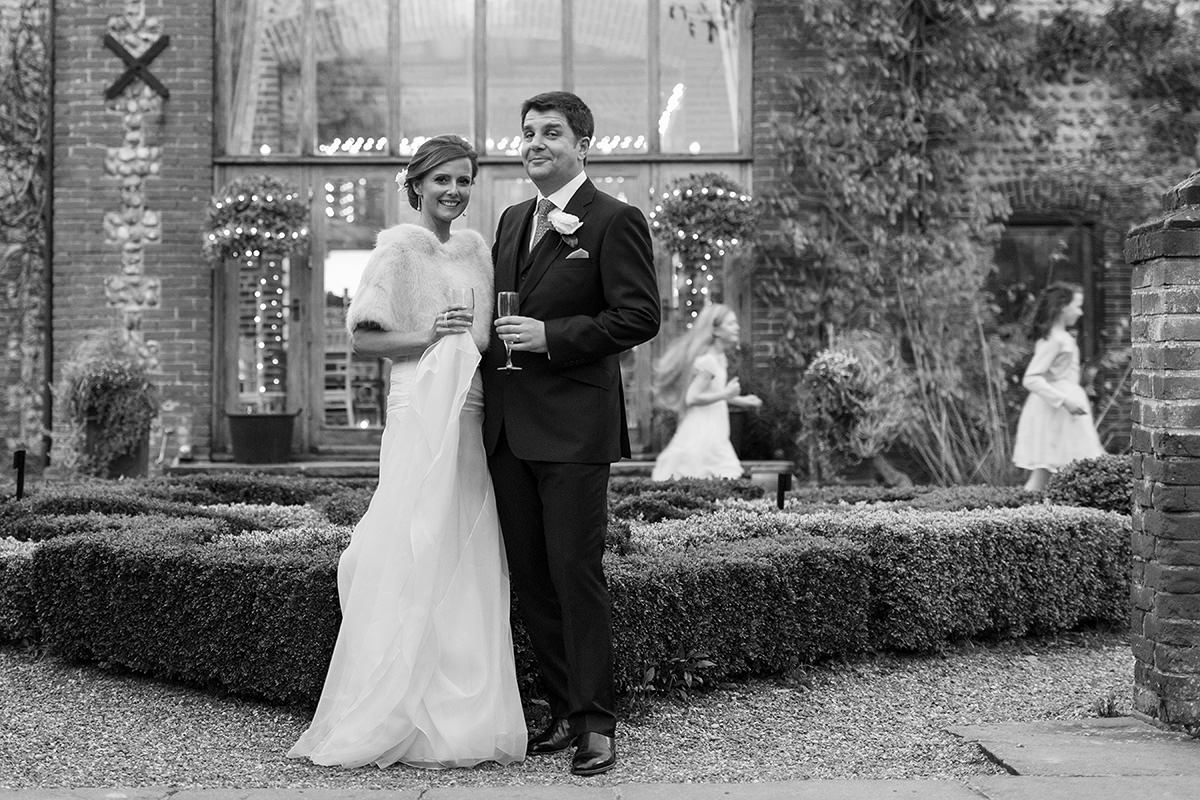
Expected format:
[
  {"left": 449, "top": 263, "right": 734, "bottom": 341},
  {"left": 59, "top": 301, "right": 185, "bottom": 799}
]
[{"left": 288, "top": 135, "right": 527, "bottom": 769}]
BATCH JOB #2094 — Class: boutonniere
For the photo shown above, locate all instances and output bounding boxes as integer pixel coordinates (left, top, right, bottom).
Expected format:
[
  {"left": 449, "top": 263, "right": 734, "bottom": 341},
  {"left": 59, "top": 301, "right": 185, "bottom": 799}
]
[{"left": 548, "top": 209, "right": 582, "bottom": 249}]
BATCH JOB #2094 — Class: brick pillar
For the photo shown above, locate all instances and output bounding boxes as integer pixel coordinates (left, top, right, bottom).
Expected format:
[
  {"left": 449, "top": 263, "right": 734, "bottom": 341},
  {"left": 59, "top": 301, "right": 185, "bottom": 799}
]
[{"left": 1125, "top": 168, "right": 1200, "bottom": 730}]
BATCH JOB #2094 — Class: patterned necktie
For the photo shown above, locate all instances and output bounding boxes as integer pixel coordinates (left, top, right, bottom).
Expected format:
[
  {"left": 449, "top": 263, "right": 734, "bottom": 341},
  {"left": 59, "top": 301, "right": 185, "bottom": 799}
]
[{"left": 530, "top": 198, "right": 556, "bottom": 251}]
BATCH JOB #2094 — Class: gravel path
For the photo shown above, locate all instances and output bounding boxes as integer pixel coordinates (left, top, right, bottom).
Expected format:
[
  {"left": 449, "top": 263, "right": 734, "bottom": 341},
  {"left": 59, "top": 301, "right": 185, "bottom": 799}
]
[{"left": 0, "top": 629, "right": 1132, "bottom": 789}]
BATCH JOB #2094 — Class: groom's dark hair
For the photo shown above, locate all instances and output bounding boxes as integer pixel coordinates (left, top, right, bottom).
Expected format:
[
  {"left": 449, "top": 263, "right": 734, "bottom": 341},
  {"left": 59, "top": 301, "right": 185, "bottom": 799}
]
[{"left": 521, "top": 91, "right": 594, "bottom": 141}]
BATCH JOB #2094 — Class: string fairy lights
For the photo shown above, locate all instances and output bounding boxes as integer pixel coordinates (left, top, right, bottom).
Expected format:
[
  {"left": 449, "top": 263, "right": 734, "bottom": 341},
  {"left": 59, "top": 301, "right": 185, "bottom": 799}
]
[
  {"left": 646, "top": 172, "right": 758, "bottom": 324},
  {"left": 203, "top": 175, "right": 309, "bottom": 411}
]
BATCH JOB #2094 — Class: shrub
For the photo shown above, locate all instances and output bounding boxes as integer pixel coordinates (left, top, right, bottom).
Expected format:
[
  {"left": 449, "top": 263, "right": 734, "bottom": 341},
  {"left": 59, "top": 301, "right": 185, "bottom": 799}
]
[
  {"left": 57, "top": 333, "right": 158, "bottom": 477},
  {"left": 609, "top": 476, "right": 764, "bottom": 502},
  {"left": 0, "top": 485, "right": 265, "bottom": 541},
  {"left": 315, "top": 487, "right": 374, "bottom": 525},
  {"left": 610, "top": 491, "right": 715, "bottom": 523},
  {"left": 33, "top": 528, "right": 339, "bottom": 705},
  {"left": 0, "top": 538, "right": 38, "bottom": 643},
  {"left": 23, "top": 501, "right": 1128, "bottom": 707},
  {"left": 1045, "top": 454, "right": 1132, "bottom": 514},
  {"left": 632, "top": 504, "right": 1129, "bottom": 651},
  {"left": 142, "top": 473, "right": 357, "bottom": 506},
  {"left": 783, "top": 483, "right": 1039, "bottom": 512}
]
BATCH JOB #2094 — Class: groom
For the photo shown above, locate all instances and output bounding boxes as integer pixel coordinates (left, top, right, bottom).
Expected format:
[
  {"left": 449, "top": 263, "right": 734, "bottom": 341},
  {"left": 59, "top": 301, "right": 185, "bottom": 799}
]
[{"left": 482, "top": 91, "right": 660, "bottom": 776}]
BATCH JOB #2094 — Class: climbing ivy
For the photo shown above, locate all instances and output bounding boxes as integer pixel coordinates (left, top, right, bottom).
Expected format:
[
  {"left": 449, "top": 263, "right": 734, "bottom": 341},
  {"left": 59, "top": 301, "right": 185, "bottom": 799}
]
[
  {"left": 0, "top": 0, "right": 49, "bottom": 460},
  {"left": 758, "top": 0, "right": 1033, "bottom": 483}
]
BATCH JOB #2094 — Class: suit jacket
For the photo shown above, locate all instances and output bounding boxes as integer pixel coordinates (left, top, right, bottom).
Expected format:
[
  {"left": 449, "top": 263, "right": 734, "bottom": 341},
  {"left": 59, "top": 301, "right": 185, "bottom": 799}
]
[{"left": 482, "top": 179, "right": 661, "bottom": 463}]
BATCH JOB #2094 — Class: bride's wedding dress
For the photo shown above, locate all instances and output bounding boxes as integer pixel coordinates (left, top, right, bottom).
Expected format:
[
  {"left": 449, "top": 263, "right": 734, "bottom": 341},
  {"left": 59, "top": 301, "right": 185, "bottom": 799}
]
[{"left": 289, "top": 333, "right": 527, "bottom": 768}]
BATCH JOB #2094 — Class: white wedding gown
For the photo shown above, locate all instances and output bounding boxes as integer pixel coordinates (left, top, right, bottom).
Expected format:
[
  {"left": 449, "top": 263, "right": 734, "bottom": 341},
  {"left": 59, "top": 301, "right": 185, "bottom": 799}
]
[{"left": 289, "top": 333, "right": 527, "bottom": 769}]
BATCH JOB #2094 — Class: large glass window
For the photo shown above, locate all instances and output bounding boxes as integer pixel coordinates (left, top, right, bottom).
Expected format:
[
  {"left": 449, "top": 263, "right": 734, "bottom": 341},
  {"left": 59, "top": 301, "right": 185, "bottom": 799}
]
[
  {"left": 658, "top": 2, "right": 746, "bottom": 154},
  {"left": 485, "top": 0, "right": 563, "bottom": 155},
  {"left": 222, "top": 0, "right": 304, "bottom": 155},
  {"left": 398, "top": 0, "right": 475, "bottom": 152},
  {"left": 574, "top": 2, "right": 649, "bottom": 155},
  {"left": 315, "top": 1, "right": 390, "bottom": 156},
  {"left": 219, "top": 0, "right": 750, "bottom": 158}
]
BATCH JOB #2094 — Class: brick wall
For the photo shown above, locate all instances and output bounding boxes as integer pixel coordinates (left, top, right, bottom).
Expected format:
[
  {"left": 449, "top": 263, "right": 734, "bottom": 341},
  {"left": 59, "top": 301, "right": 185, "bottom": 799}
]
[
  {"left": 52, "top": 0, "right": 214, "bottom": 464},
  {"left": 1126, "top": 168, "right": 1200, "bottom": 728}
]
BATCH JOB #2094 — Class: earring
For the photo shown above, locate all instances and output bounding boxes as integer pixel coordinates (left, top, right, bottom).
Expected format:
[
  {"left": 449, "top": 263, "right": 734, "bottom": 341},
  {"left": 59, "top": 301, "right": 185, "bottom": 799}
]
[{"left": 416, "top": 196, "right": 422, "bottom": 210}]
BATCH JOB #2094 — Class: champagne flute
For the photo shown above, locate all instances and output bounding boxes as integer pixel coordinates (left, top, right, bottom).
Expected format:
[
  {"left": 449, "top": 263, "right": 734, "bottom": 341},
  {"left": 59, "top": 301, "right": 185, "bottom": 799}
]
[
  {"left": 496, "top": 291, "right": 521, "bottom": 371},
  {"left": 449, "top": 287, "right": 474, "bottom": 319}
]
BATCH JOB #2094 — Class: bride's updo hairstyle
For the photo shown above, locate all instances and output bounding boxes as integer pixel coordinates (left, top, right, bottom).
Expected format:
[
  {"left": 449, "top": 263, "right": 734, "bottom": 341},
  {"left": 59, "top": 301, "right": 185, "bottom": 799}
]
[{"left": 400, "top": 135, "right": 479, "bottom": 211}]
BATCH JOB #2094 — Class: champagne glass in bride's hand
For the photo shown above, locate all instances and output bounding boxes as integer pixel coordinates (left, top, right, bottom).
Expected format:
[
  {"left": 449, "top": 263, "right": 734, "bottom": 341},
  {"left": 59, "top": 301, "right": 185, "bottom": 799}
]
[
  {"left": 449, "top": 287, "right": 474, "bottom": 324},
  {"left": 497, "top": 291, "right": 521, "bottom": 371}
]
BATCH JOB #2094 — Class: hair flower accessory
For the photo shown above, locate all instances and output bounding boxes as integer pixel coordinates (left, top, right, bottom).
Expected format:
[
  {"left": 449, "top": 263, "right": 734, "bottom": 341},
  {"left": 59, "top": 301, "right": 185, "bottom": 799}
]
[
  {"left": 548, "top": 208, "right": 582, "bottom": 248},
  {"left": 394, "top": 168, "right": 408, "bottom": 193}
]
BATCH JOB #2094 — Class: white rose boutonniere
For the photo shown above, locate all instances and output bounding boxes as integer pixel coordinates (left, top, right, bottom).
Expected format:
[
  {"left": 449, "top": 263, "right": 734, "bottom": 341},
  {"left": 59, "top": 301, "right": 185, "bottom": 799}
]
[{"left": 547, "top": 209, "right": 582, "bottom": 249}]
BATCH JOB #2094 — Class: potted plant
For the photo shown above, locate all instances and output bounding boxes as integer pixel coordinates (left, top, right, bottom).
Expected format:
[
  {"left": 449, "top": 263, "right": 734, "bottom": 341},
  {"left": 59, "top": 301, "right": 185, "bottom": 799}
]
[
  {"left": 203, "top": 175, "right": 309, "bottom": 463},
  {"left": 59, "top": 333, "right": 159, "bottom": 479}
]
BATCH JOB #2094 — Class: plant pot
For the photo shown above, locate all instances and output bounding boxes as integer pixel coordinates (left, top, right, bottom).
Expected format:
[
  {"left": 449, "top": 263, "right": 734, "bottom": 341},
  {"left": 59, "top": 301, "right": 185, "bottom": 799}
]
[
  {"left": 84, "top": 422, "right": 150, "bottom": 479},
  {"left": 227, "top": 412, "right": 297, "bottom": 463}
]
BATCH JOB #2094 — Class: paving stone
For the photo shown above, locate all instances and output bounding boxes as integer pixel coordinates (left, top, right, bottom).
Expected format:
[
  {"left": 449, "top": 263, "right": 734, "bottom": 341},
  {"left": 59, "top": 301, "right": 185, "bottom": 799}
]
[
  {"left": 947, "top": 718, "right": 1200, "bottom": 776},
  {"left": 967, "top": 775, "right": 1200, "bottom": 800},
  {"left": 619, "top": 780, "right": 980, "bottom": 800}
]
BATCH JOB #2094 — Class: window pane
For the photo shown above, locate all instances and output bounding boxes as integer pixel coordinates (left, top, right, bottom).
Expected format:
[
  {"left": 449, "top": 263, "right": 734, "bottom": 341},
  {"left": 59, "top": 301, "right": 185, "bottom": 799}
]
[
  {"left": 486, "top": 0, "right": 562, "bottom": 156},
  {"left": 399, "top": 0, "right": 474, "bottom": 152},
  {"left": 237, "top": 254, "right": 293, "bottom": 412},
  {"left": 574, "top": 3, "right": 649, "bottom": 155},
  {"left": 316, "top": 1, "right": 390, "bottom": 156},
  {"left": 320, "top": 175, "right": 390, "bottom": 429},
  {"left": 224, "top": 0, "right": 304, "bottom": 155},
  {"left": 658, "top": 3, "right": 745, "bottom": 154}
]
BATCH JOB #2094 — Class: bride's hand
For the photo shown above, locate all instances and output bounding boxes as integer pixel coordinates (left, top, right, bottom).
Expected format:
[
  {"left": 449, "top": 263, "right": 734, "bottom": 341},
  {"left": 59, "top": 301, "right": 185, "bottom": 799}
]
[{"left": 431, "top": 305, "right": 473, "bottom": 341}]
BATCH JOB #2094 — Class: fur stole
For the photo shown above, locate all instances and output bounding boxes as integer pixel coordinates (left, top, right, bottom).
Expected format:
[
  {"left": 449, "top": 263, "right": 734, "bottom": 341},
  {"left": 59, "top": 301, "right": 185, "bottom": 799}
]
[{"left": 345, "top": 223, "right": 494, "bottom": 352}]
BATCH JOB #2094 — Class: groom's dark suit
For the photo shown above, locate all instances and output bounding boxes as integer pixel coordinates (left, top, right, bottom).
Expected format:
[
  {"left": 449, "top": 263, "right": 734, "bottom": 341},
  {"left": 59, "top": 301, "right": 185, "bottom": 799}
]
[{"left": 483, "top": 178, "right": 660, "bottom": 738}]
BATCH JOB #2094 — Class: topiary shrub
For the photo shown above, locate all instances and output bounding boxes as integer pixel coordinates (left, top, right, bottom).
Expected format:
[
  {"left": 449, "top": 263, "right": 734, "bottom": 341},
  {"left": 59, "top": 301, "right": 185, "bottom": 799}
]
[
  {"left": 1045, "top": 454, "right": 1132, "bottom": 514},
  {"left": 609, "top": 476, "right": 764, "bottom": 502},
  {"left": 315, "top": 487, "right": 373, "bottom": 525},
  {"left": 0, "top": 485, "right": 265, "bottom": 541},
  {"left": 610, "top": 490, "right": 715, "bottom": 524}
]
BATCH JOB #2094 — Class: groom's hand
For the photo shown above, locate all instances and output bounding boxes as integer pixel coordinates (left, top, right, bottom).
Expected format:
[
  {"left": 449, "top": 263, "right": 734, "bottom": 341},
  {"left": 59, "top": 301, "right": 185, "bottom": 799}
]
[{"left": 495, "top": 315, "right": 548, "bottom": 354}]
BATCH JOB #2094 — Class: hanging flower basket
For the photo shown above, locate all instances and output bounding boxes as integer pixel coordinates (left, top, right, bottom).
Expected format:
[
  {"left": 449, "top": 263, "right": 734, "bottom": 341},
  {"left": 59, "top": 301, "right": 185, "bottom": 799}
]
[
  {"left": 202, "top": 175, "right": 309, "bottom": 263},
  {"left": 648, "top": 172, "right": 758, "bottom": 319}
]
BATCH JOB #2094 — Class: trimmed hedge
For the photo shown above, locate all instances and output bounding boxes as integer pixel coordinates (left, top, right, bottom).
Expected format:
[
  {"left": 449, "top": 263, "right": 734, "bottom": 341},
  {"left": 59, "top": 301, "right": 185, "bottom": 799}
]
[
  {"left": 1046, "top": 454, "right": 1132, "bottom": 514},
  {"left": 636, "top": 504, "right": 1129, "bottom": 651},
  {"left": 0, "top": 539, "right": 37, "bottom": 643},
  {"left": 21, "top": 502, "right": 1129, "bottom": 706},
  {"left": 0, "top": 486, "right": 293, "bottom": 542},
  {"left": 784, "top": 483, "right": 1039, "bottom": 511},
  {"left": 33, "top": 526, "right": 340, "bottom": 705},
  {"left": 609, "top": 476, "right": 765, "bottom": 501}
]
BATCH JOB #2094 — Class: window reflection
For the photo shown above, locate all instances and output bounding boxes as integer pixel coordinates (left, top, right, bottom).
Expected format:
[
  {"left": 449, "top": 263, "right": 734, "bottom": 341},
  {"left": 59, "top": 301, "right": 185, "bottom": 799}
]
[
  {"left": 658, "top": 2, "right": 745, "bottom": 153},
  {"left": 322, "top": 176, "right": 389, "bottom": 429},
  {"left": 486, "top": 0, "right": 562, "bottom": 155},
  {"left": 575, "top": 1, "right": 649, "bottom": 154},
  {"left": 316, "top": 1, "right": 390, "bottom": 156},
  {"left": 224, "top": 0, "right": 304, "bottom": 155},
  {"left": 400, "top": 0, "right": 474, "bottom": 144}
]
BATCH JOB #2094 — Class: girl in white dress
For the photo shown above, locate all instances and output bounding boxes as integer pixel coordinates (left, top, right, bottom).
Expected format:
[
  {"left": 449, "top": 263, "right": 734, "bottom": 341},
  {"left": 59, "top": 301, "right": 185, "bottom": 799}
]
[
  {"left": 1011, "top": 282, "right": 1105, "bottom": 492},
  {"left": 651, "top": 303, "right": 762, "bottom": 481},
  {"left": 288, "top": 135, "right": 527, "bottom": 769}
]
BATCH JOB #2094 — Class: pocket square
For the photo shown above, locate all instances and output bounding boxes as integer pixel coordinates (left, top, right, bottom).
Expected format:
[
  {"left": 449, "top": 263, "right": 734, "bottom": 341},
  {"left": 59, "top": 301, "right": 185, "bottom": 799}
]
[{"left": 565, "top": 248, "right": 590, "bottom": 260}]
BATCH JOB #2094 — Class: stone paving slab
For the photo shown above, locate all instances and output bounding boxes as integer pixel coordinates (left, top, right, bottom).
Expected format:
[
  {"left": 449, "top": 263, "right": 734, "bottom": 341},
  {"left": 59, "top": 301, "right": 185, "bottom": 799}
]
[
  {"left": 619, "top": 780, "right": 980, "bottom": 799},
  {"left": 967, "top": 775, "right": 1200, "bottom": 800},
  {"left": 947, "top": 718, "right": 1200, "bottom": 777},
  {"left": 423, "top": 785, "right": 611, "bottom": 799}
]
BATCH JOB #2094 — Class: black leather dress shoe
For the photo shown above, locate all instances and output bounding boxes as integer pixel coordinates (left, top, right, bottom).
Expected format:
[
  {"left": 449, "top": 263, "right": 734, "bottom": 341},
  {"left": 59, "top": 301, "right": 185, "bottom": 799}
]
[
  {"left": 570, "top": 732, "right": 617, "bottom": 776},
  {"left": 527, "top": 717, "right": 576, "bottom": 755}
]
